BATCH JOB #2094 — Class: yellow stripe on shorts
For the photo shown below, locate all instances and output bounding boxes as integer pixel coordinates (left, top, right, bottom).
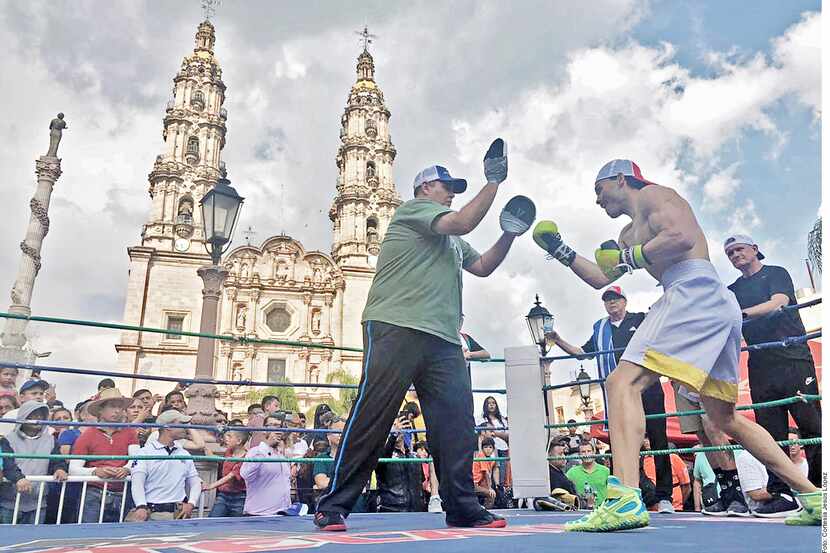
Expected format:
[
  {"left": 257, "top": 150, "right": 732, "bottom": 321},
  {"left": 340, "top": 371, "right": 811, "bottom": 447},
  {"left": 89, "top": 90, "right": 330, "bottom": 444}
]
[{"left": 642, "top": 348, "right": 738, "bottom": 403}]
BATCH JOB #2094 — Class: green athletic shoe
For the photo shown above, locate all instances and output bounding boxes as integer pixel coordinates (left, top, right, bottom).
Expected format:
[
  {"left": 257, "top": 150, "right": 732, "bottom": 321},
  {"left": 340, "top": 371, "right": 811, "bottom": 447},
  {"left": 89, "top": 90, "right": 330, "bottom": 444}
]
[
  {"left": 565, "top": 477, "right": 649, "bottom": 532},
  {"left": 786, "top": 492, "right": 822, "bottom": 526}
]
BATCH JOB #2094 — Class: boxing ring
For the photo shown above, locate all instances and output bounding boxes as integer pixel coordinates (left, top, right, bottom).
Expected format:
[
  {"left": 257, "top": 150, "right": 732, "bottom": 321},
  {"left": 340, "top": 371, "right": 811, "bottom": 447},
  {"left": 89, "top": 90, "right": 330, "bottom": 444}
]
[{"left": 0, "top": 301, "right": 821, "bottom": 553}]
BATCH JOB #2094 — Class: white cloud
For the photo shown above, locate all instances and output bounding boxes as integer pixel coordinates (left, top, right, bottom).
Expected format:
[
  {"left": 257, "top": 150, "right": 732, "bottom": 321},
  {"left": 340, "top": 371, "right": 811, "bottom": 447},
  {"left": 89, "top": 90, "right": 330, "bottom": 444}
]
[{"left": 702, "top": 162, "right": 741, "bottom": 211}]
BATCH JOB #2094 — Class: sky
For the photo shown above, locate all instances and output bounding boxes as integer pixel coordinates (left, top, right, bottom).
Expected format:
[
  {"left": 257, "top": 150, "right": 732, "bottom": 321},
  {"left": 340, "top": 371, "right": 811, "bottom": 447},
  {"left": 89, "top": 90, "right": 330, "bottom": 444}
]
[{"left": 0, "top": 1, "right": 821, "bottom": 412}]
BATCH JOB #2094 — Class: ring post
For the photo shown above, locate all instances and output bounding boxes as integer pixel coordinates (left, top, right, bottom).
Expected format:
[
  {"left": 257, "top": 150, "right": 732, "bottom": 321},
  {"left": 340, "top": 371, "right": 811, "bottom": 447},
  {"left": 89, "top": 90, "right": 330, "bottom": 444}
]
[{"left": 505, "top": 345, "right": 550, "bottom": 501}]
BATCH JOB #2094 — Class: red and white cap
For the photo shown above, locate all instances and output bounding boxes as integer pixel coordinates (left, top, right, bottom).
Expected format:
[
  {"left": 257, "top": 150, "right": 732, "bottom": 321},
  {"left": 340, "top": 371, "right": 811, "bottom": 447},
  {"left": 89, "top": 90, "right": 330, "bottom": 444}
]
[
  {"left": 601, "top": 285, "right": 626, "bottom": 301},
  {"left": 595, "top": 159, "right": 656, "bottom": 188}
]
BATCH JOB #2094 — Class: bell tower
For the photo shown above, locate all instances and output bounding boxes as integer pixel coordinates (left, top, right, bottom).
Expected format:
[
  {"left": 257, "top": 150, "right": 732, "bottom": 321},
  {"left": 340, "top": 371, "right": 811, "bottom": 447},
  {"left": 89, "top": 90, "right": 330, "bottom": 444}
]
[
  {"left": 142, "top": 19, "right": 228, "bottom": 255},
  {"left": 329, "top": 29, "right": 401, "bottom": 269}
]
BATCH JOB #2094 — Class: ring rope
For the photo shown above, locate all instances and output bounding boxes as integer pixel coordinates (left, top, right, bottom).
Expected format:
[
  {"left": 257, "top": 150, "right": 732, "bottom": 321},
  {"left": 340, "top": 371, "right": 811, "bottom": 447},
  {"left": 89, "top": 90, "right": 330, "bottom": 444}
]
[
  {"left": 0, "top": 438, "right": 818, "bottom": 465},
  {"left": 543, "top": 394, "right": 821, "bottom": 429},
  {"left": 541, "top": 331, "right": 821, "bottom": 390},
  {"left": 549, "top": 438, "right": 823, "bottom": 461}
]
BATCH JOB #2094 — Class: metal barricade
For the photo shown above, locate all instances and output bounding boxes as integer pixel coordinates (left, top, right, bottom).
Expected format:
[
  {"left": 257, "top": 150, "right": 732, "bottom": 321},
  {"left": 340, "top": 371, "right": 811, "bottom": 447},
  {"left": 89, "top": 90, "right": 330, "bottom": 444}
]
[{"left": 8, "top": 475, "right": 130, "bottom": 525}]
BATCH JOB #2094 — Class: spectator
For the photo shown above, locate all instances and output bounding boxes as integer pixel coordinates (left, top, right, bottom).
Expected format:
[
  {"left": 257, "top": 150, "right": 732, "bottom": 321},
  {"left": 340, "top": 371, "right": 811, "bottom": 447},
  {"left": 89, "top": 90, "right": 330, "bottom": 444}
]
[
  {"left": 70, "top": 388, "right": 138, "bottom": 522},
  {"left": 547, "top": 285, "right": 675, "bottom": 513},
  {"left": 19, "top": 379, "right": 49, "bottom": 403},
  {"left": 472, "top": 437, "right": 499, "bottom": 509},
  {"left": 0, "top": 367, "right": 18, "bottom": 398},
  {"left": 49, "top": 407, "right": 72, "bottom": 438},
  {"left": 564, "top": 421, "right": 581, "bottom": 454},
  {"left": 126, "top": 397, "right": 155, "bottom": 446},
  {"left": 249, "top": 395, "right": 282, "bottom": 448},
  {"left": 547, "top": 441, "right": 577, "bottom": 495},
  {"left": 459, "top": 315, "right": 490, "bottom": 376},
  {"left": 0, "top": 401, "right": 68, "bottom": 524},
  {"left": 305, "top": 403, "right": 333, "bottom": 446},
  {"left": 205, "top": 430, "right": 248, "bottom": 517},
  {"left": 414, "top": 441, "right": 434, "bottom": 508},
  {"left": 735, "top": 446, "right": 799, "bottom": 518},
  {"left": 97, "top": 378, "right": 116, "bottom": 392},
  {"left": 164, "top": 390, "right": 187, "bottom": 412},
  {"left": 376, "top": 414, "right": 423, "bottom": 512},
  {"left": 247, "top": 403, "right": 264, "bottom": 420},
  {"left": 692, "top": 445, "right": 719, "bottom": 512},
  {"left": 229, "top": 418, "right": 245, "bottom": 426},
  {"left": 240, "top": 428, "right": 294, "bottom": 516},
  {"left": 0, "top": 395, "right": 18, "bottom": 417},
  {"left": 566, "top": 442, "right": 610, "bottom": 508},
  {"left": 788, "top": 428, "right": 809, "bottom": 477},
  {"left": 128, "top": 410, "right": 201, "bottom": 521},
  {"left": 48, "top": 402, "right": 88, "bottom": 523},
  {"left": 642, "top": 437, "right": 691, "bottom": 511},
  {"left": 144, "top": 406, "right": 205, "bottom": 452}
]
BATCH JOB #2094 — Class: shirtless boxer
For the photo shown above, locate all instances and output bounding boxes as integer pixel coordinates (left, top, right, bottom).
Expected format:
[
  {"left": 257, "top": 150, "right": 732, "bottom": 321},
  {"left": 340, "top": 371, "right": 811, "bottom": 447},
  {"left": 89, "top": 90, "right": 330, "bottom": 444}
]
[{"left": 532, "top": 159, "right": 820, "bottom": 531}]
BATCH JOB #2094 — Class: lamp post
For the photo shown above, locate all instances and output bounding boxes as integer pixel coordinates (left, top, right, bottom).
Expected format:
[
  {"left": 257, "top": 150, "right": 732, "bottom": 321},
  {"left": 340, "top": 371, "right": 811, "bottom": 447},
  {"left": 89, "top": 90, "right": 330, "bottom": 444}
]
[
  {"left": 525, "top": 294, "right": 553, "bottom": 356},
  {"left": 185, "top": 166, "right": 243, "bottom": 435},
  {"left": 576, "top": 366, "right": 594, "bottom": 420},
  {"left": 526, "top": 295, "right": 554, "bottom": 425}
]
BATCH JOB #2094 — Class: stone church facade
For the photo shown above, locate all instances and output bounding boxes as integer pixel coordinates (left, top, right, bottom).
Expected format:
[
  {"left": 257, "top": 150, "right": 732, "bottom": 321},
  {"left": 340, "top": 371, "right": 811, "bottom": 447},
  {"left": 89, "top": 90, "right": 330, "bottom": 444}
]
[{"left": 115, "top": 20, "right": 401, "bottom": 416}]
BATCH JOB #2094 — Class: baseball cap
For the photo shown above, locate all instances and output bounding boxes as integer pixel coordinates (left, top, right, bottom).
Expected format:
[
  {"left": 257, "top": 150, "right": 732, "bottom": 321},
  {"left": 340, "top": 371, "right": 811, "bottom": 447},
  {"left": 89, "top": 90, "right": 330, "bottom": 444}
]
[
  {"left": 601, "top": 285, "right": 627, "bottom": 301},
  {"left": 413, "top": 165, "right": 467, "bottom": 194},
  {"left": 156, "top": 410, "right": 193, "bottom": 425},
  {"left": 723, "top": 234, "right": 765, "bottom": 260},
  {"left": 595, "top": 159, "right": 655, "bottom": 188},
  {"left": 19, "top": 379, "right": 49, "bottom": 394}
]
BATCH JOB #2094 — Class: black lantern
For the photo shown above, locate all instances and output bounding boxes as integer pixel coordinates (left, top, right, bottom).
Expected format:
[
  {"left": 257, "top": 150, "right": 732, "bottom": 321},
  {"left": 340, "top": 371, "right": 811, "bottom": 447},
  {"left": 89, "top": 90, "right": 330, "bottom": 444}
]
[
  {"left": 525, "top": 294, "right": 553, "bottom": 355},
  {"left": 576, "top": 366, "right": 592, "bottom": 407},
  {"left": 200, "top": 166, "right": 244, "bottom": 264}
]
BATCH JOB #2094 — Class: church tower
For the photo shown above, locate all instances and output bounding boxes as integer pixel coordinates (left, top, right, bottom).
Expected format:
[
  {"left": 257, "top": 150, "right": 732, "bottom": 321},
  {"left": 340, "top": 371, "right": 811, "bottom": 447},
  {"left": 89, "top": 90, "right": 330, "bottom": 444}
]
[
  {"left": 329, "top": 36, "right": 401, "bottom": 365},
  {"left": 329, "top": 38, "right": 401, "bottom": 268},
  {"left": 115, "top": 20, "right": 229, "bottom": 389}
]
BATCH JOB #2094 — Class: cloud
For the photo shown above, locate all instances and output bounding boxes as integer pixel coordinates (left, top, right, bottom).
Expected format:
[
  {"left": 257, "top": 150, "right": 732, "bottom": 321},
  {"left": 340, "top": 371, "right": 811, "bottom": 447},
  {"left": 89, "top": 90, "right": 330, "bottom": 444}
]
[{"left": 702, "top": 162, "right": 741, "bottom": 211}]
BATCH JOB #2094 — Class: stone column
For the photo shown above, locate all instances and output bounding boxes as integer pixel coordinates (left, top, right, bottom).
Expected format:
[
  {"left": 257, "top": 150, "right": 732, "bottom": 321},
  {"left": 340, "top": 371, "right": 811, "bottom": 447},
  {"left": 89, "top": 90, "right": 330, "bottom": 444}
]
[{"left": 0, "top": 130, "right": 64, "bottom": 370}]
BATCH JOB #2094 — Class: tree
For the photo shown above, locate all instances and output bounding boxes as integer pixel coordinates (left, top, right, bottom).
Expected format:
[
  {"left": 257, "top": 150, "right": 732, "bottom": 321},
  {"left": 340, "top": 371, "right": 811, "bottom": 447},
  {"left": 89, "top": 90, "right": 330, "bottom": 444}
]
[
  {"left": 808, "top": 217, "right": 821, "bottom": 275},
  {"left": 325, "top": 368, "right": 360, "bottom": 417},
  {"left": 247, "top": 380, "right": 299, "bottom": 412}
]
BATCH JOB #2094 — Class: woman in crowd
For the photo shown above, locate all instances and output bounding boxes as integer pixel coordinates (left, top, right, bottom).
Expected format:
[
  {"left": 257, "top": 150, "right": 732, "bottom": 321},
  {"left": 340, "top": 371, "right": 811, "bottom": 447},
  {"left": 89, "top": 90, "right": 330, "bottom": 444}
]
[
  {"left": 375, "top": 415, "right": 424, "bottom": 512},
  {"left": 478, "top": 396, "right": 512, "bottom": 502}
]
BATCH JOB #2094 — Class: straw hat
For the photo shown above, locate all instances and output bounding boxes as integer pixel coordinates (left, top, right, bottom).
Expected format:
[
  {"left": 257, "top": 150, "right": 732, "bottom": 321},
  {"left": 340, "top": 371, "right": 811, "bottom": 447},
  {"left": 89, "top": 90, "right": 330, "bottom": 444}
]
[{"left": 86, "top": 388, "right": 134, "bottom": 417}]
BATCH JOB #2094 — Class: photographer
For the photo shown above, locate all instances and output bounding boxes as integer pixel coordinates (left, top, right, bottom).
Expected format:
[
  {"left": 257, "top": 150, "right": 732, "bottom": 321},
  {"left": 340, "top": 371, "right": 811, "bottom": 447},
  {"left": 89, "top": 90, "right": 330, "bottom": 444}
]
[{"left": 376, "top": 413, "right": 424, "bottom": 512}]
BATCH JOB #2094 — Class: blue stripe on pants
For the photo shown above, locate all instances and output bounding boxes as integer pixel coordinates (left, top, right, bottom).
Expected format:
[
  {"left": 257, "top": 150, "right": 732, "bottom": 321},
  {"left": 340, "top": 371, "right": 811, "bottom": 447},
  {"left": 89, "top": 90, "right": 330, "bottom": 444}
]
[{"left": 324, "top": 321, "right": 373, "bottom": 496}]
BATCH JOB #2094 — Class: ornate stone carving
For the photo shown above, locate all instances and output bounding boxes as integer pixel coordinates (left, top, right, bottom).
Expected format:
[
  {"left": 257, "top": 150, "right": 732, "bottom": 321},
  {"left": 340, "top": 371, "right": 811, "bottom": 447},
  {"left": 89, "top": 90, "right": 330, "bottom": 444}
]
[
  {"left": 35, "top": 158, "right": 63, "bottom": 182},
  {"left": 197, "top": 264, "right": 229, "bottom": 300}
]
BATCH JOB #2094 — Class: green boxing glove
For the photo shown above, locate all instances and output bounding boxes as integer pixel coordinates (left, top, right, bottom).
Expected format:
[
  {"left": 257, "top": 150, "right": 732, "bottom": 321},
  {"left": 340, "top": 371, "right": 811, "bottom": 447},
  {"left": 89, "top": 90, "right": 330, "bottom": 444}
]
[
  {"left": 532, "top": 220, "right": 576, "bottom": 266},
  {"left": 594, "top": 240, "right": 650, "bottom": 281}
]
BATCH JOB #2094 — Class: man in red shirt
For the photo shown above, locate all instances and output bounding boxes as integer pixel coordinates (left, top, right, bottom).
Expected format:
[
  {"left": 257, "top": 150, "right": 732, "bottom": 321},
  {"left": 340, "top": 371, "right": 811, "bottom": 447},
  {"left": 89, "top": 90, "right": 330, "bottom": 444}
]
[{"left": 70, "top": 388, "right": 138, "bottom": 522}]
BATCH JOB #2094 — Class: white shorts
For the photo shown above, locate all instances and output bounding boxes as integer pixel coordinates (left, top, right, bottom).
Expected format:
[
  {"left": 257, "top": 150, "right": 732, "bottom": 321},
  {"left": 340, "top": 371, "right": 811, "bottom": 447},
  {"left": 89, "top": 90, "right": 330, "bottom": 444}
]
[{"left": 621, "top": 259, "right": 742, "bottom": 403}]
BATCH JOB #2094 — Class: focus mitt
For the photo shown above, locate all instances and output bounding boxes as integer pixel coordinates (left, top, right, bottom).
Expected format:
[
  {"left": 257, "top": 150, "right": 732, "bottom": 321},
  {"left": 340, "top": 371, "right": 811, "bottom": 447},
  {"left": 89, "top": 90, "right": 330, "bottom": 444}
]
[
  {"left": 499, "top": 195, "right": 536, "bottom": 235},
  {"left": 483, "top": 138, "right": 508, "bottom": 184}
]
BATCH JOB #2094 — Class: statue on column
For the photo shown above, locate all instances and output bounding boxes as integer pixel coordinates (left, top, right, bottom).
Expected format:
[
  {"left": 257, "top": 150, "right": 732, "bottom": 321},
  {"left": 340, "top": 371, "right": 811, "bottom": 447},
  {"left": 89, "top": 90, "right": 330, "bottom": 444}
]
[{"left": 46, "top": 113, "right": 68, "bottom": 157}]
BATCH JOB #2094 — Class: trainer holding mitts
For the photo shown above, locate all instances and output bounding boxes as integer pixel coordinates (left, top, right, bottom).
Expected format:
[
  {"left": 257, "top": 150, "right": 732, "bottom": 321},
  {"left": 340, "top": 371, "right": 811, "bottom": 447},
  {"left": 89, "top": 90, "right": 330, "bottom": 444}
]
[{"left": 313, "top": 139, "right": 534, "bottom": 532}]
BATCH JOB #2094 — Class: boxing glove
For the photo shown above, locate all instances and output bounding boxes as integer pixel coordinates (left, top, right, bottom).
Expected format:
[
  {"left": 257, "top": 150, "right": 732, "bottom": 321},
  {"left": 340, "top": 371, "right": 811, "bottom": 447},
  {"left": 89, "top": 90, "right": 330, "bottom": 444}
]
[
  {"left": 595, "top": 240, "right": 650, "bottom": 280},
  {"left": 483, "top": 138, "right": 508, "bottom": 184},
  {"left": 532, "top": 220, "right": 576, "bottom": 266}
]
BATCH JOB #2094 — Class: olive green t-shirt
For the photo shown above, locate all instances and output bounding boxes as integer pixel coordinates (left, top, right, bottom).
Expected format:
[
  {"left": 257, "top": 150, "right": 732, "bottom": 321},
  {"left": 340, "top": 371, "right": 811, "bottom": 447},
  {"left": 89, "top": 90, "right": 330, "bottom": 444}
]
[{"left": 362, "top": 198, "right": 481, "bottom": 345}]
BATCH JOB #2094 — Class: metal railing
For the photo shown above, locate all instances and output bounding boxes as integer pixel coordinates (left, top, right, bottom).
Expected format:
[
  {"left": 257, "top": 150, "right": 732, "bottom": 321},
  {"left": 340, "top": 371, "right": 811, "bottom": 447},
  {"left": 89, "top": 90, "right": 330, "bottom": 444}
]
[{"left": 6, "top": 475, "right": 211, "bottom": 525}]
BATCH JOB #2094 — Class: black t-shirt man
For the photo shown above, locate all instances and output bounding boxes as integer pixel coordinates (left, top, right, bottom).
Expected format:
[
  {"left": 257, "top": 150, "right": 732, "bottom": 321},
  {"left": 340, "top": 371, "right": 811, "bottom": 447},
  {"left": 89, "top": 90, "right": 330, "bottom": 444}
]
[{"left": 728, "top": 265, "right": 813, "bottom": 366}]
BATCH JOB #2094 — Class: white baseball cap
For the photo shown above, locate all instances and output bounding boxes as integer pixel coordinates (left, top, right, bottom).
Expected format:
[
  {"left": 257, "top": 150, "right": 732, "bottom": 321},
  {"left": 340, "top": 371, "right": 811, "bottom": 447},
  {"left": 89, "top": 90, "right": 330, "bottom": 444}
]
[
  {"left": 413, "top": 165, "right": 467, "bottom": 193},
  {"left": 723, "top": 234, "right": 765, "bottom": 260}
]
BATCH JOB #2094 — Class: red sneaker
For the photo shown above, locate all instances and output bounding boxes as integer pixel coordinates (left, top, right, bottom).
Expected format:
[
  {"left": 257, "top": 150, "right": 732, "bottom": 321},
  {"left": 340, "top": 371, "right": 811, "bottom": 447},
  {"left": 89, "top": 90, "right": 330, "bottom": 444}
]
[{"left": 314, "top": 511, "right": 347, "bottom": 531}]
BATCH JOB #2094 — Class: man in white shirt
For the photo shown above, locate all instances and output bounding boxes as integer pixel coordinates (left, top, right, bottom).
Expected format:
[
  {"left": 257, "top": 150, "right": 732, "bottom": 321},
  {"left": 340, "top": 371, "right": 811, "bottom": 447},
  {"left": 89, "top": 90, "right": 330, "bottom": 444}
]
[
  {"left": 128, "top": 410, "right": 202, "bottom": 521},
  {"left": 735, "top": 448, "right": 800, "bottom": 518}
]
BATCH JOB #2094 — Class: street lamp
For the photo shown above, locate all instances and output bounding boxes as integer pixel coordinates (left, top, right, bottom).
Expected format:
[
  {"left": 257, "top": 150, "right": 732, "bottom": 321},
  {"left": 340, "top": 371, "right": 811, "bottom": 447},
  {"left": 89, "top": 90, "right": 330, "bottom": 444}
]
[
  {"left": 576, "top": 366, "right": 592, "bottom": 407},
  {"left": 525, "top": 294, "right": 553, "bottom": 355},
  {"left": 200, "top": 168, "right": 244, "bottom": 264},
  {"left": 186, "top": 165, "right": 244, "bottom": 437}
]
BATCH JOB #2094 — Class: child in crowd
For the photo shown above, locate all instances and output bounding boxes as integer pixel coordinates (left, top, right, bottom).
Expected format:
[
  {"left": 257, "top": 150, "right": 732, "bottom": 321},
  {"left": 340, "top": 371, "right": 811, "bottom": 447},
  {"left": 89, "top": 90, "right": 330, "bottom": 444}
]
[
  {"left": 205, "top": 430, "right": 249, "bottom": 517},
  {"left": 0, "top": 367, "right": 18, "bottom": 398}
]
